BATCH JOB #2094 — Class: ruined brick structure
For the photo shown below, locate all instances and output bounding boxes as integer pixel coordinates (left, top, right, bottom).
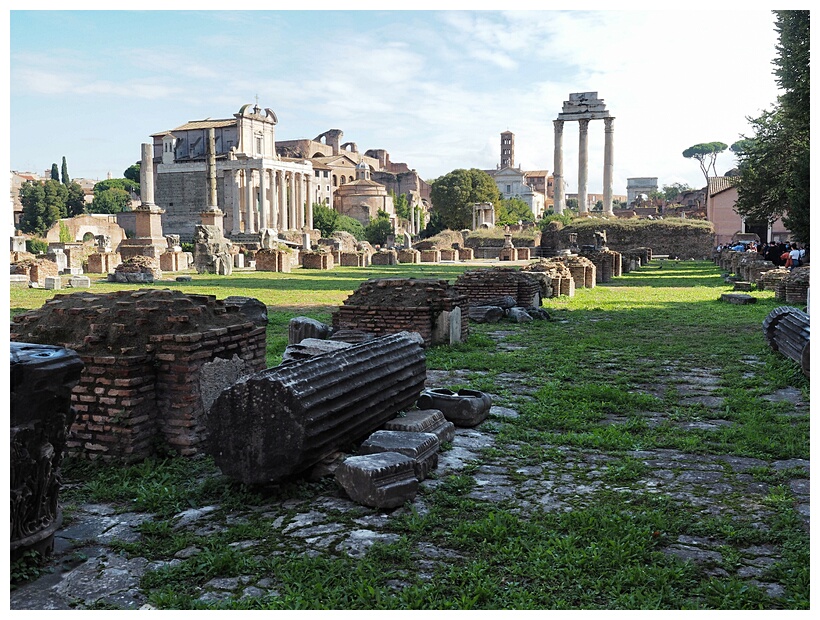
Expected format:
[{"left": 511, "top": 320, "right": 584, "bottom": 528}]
[
  {"left": 332, "top": 278, "right": 469, "bottom": 346},
  {"left": 10, "top": 290, "right": 267, "bottom": 462},
  {"left": 455, "top": 268, "right": 542, "bottom": 307},
  {"left": 11, "top": 258, "right": 59, "bottom": 286}
]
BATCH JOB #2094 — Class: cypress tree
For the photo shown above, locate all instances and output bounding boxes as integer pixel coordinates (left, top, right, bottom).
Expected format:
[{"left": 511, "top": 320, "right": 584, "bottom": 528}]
[
  {"left": 50, "top": 163, "right": 59, "bottom": 181},
  {"left": 61, "top": 156, "right": 70, "bottom": 184}
]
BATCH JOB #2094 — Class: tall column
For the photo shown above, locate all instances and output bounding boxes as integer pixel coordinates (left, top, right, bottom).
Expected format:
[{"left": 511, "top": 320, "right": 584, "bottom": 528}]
[
  {"left": 276, "top": 170, "right": 288, "bottom": 230},
  {"left": 305, "top": 175, "right": 314, "bottom": 230},
  {"left": 296, "top": 173, "right": 303, "bottom": 229},
  {"left": 205, "top": 129, "right": 218, "bottom": 210},
  {"left": 139, "top": 143, "right": 156, "bottom": 207},
  {"left": 603, "top": 117, "right": 615, "bottom": 217},
  {"left": 287, "top": 172, "right": 296, "bottom": 231},
  {"left": 259, "top": 165, "right": 268, "bottom": 230},
  {"left": 231, "top": 170, "right": 241, "bottom": 235},
  {"left": 552, "top": 120, "right": 564, "bottom": 214},
  {"left": 577, "top": 118, "right": 590, "bottom": 215},
  {"left": 270, "top": 169, "right": 279, "bottom": 231},
  {"left": 245, "top": 168, "right": 256, "bottom": 233}
]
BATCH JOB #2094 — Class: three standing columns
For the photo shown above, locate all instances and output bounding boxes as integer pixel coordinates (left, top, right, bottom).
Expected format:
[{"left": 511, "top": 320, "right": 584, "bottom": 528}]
[{"left": 552, "top": 116, "right": 615, "bottom": 215}]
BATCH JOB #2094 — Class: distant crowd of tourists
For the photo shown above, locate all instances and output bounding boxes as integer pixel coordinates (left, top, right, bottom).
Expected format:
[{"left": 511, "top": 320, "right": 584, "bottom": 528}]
[{"left": 715, "top": 240, "right": 806, "bottom": 270}]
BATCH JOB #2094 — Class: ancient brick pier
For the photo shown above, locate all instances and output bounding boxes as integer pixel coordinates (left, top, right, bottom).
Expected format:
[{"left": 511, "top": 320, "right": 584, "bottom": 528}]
[{"left": 10, "top": 289, "right": 267, "bottom": 462}]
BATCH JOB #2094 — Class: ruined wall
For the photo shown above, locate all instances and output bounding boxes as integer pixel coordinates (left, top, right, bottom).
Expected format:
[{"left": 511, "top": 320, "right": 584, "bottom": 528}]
[
  {"left": 332, "top": 278, "right": 469, "bottom": 346},
  {"left": 545, "top": 220, "right": 715, "bottom": 260},
  {"left": 455, "top": 268, "right": 541, "bottom": 307},
  {"left": 10, "top": 290, "right": 267, "bottom": 462}
]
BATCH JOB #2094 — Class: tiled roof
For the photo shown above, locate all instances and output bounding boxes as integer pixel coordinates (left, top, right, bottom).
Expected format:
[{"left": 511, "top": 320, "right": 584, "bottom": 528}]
[
  {"left": 708, "top": 176, "right": 739, "bottom": 195},
  {"left": 151, "top": 118, "right": 236, "bottom": 136}
]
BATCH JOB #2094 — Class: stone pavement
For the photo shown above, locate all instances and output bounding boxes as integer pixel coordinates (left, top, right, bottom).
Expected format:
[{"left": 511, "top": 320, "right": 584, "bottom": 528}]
[{"left": 10, "top": 356, "right": 810, "bottom": 609}]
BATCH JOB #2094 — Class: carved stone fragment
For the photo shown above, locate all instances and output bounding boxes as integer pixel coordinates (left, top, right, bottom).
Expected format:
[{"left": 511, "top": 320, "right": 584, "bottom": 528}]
[
  {"left": 358, "top": 430, "right": 440, "bottom": 481},
  {"left": 384, "top": 409, "right": 456, "bottom": 444},
  {"left": 416, "top": 388, "right": 492, "bottom": 428},
  {"left": 335, "top": 452, "right": 419, "bottom": 509},
  {"left": 206, "top": 332, "right": 427, "bottom": 485}
]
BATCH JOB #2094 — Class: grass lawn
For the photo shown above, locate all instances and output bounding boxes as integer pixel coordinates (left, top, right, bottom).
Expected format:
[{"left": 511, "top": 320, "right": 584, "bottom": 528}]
[{"left": 9, "top": 260, "right": 810, "bottom": 609}]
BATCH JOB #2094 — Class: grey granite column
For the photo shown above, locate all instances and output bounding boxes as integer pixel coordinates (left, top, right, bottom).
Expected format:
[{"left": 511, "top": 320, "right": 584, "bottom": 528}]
[
  {"left": 305, "top": 174, "right": 314, "bottom": 230},
  {"left": 205, "top": 129, "right": 218, "bottom": 210},
  {"left": 552, "top": 120, "right": 564, "bottom": 214},
  {"left": 269, "top": 169, "right": 278, "bottom": 231},
  {"left": 603, "top": 117, "right": 615, "bottom": 216},
  {"left": 288, "top": 172, "right": 296, "bottom": 231},
  {"left": 577, "top": 118, "right": 589, "bottom": 215}
]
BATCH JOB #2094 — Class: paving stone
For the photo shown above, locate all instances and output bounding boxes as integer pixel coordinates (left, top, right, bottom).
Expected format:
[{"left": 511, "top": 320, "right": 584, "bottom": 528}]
[
  {"left": 384, "top": 409, "right": 456, "bottom": 444},
  {"left": 335, "top": 452, "right": 419, "bottom": 509},
  {"left": 359, "top": 430, "right": 440, "bottom": 481}
]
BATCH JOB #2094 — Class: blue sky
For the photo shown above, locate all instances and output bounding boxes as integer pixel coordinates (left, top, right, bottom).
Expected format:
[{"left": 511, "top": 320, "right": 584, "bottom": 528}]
[{"left": 6, "top": 5, "right": 788, "bottom": 195}]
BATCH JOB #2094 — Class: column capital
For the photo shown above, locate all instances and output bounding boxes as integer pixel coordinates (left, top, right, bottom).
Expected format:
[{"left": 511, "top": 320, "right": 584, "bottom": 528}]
[
  {"left": 553, "top": 119, "right": 564, "bottom": 131},
  {"left": 578, "top": 118, "right": 590, "bottom": 131},
  {"left": 604, "top": 117, "right": 615, "bottom": 131}
]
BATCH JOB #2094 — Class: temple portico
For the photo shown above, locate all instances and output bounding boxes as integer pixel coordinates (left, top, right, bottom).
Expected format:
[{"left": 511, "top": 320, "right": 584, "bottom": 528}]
[
  {"left": 153, "top": 103, "right": 315, "bottom": 241},
  {"left": 553, "top": 92, "right": 615, "bottom": 216}
]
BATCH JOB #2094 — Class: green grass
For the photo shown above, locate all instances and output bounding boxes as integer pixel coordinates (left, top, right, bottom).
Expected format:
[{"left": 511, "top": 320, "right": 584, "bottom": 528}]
[{"left": 11, "top": 259, "right": 809, "bottom": 609}]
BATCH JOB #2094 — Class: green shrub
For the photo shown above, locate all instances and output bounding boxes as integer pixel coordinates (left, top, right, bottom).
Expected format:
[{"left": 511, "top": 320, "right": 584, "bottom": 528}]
[{"left": 26, "top": 238, "right": 49, "bottom": 255}]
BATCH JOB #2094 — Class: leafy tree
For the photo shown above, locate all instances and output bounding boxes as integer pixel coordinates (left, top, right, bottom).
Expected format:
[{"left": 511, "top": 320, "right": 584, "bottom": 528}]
[
  {"left": 565, "top": 198, "right": 579, "bottom": 211},
  {"left": 734, "top": 10, "right": 809, "bottom": 243},
  {"left": 93, "top": 178, "right": 139, "bottom": 194},
  {"left": 496, "top": 197, "right": 535, "bottom": 226},
  {"left": 364, "top": 211, "right": 393, "bottom": 246},
  {"left": 90, "top": 187, "right": 131, "bottom": 214},
  {"left": 661, "top": 183, "right": 693, "bottom": 202},
  {"left": 19, "top": 180, "right": 63, "bottom": 236},
  {"left": 61, "top": 156, "right": 70, "bottom": 184},
  {"left": 391, "top": 191, "right": 411, "bottom": 220},
  {"left": 430, "top": 168, "right": 500, "bottom": 230},
  {"left": 312, "top": 202, "right": 340, "bottom": 237},
  {"left": 50, "top": 163, "right": 59, "bottom": 181},
  {"left": 336, "top": 215, "right": 365, "bottom": 241},
  {"left": 65, "top": 181, "right": 86, "bottom": 217},
  {"left": 682, "top": 142, "right": 728, "bottom": 187},
  {"left": 124, "top": 163, "right": 141, "bottom": 184},
  {"left": 59, "top": 221, "right": 73, "bottom": 244}
]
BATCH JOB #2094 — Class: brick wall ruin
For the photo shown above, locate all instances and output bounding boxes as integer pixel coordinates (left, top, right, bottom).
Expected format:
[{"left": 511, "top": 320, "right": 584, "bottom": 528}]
[
  {"left": 332, "top": 278, "right": 469, "bottom": 346},
  {"left": 455, "top": 268, "right": 542, "bottom": 307},
  {"left": 10, "top": 289, "right": 267, "bottom": 462}
]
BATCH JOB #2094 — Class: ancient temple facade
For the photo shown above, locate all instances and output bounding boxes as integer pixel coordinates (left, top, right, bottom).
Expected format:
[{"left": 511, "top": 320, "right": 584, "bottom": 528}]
[{"left": 151, "top": 103, "right": 315, "bottom": 240}]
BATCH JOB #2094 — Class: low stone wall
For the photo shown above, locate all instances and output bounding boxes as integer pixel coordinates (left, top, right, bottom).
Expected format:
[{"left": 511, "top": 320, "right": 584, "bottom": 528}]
[
  {"left": 87, "top": 252, "right": 122, "bottom": 274},
  {"left": 11, "top": 259, "right": 59, "bottom": 286},
  {"left": 420, "top": 249, "right": 440, "bottom": 263},
  {"left": 371, "top": 250, "right": 398, "bottom": 265},
  {"left": 302, "top": 251, "right": 334, "bottom": 270},
  {"left": 397, "top": 249, "right": 421, "bottom": 264},
  {"left": 339, "top": 251, "right": 369, "bottom": 267},
  {"left": 255, "top": 249, "right": 292, "bottom": 272}
]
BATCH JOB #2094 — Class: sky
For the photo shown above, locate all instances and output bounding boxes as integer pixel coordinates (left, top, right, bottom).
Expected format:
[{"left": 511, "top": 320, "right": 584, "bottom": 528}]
[{"left": 5, "top": 4, "right": 791, "bottom": 197}]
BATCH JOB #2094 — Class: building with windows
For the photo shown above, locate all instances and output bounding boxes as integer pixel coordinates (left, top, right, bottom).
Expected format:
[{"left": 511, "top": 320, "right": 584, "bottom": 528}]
[{"left": 150, "top": 103, "right": 316, "bottom": 240}]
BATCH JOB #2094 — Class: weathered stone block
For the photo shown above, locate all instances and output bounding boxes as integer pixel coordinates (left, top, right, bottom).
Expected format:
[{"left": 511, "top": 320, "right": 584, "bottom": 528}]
[
  {"left": 417, "top": 388, "right": 492, "bottom": 427},
  {"left": 720, "top": 293, "right": 757, "bottom": 304},
  {"left": 468, "top": 306, "right": 505, "bottom": 323},
  {"left": 68, "top": 276, "right": 91, "bottom": 288},
  {"left": 288, "top": 316, "right": 332, "bottom": 344},
  {"left": 358, "top": 430, "right": 440, "bottom": 481},
  {"left": 44, "top": 276, "right": 62, "bottom": 290},
  {"left": 335, "top": 452, "right": 419, "bottom": 509},
  {"left": 282, "top": 338, "right": 352, "bottom": 362},
  {"left": 384, "top": 409, "right": 456, "bottom": 444}
]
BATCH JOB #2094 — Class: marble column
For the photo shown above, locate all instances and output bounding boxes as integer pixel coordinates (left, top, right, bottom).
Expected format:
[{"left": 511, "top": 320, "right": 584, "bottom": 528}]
[
  {"left": 603, "top": 117, "right": 615, "bottom": 217},
  {"left": 245, "top": 168, "right": 256, "bottom": 233},
  {"left": 231, "top": 170, "right": 241, "bottom": 234},
  {"left": 269, "top": 169, "right": 278, "bottom": 231},
  {"left": 577, "top": 118, "right": 589, "bottom": 215},
  {"left": 287, "top": 172, "right": 296, "bottom": 231},
  {"left": 259, "top": 165, "right": 268, "bottom": 230},
  {"left": 205, "top": 129, "right": 218, "bottom": 210},
  {"left": 297, "top": 173, "right": 305, "bottom": 229},
  {"left": 276, "top": 170, "right": 288, "bottom": 230},
  {"left": 552, "top": 120, "right": 564, "bottom": 214},
  {"left": 305, "top": 175, "right": 314, "bottom": 230}
]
